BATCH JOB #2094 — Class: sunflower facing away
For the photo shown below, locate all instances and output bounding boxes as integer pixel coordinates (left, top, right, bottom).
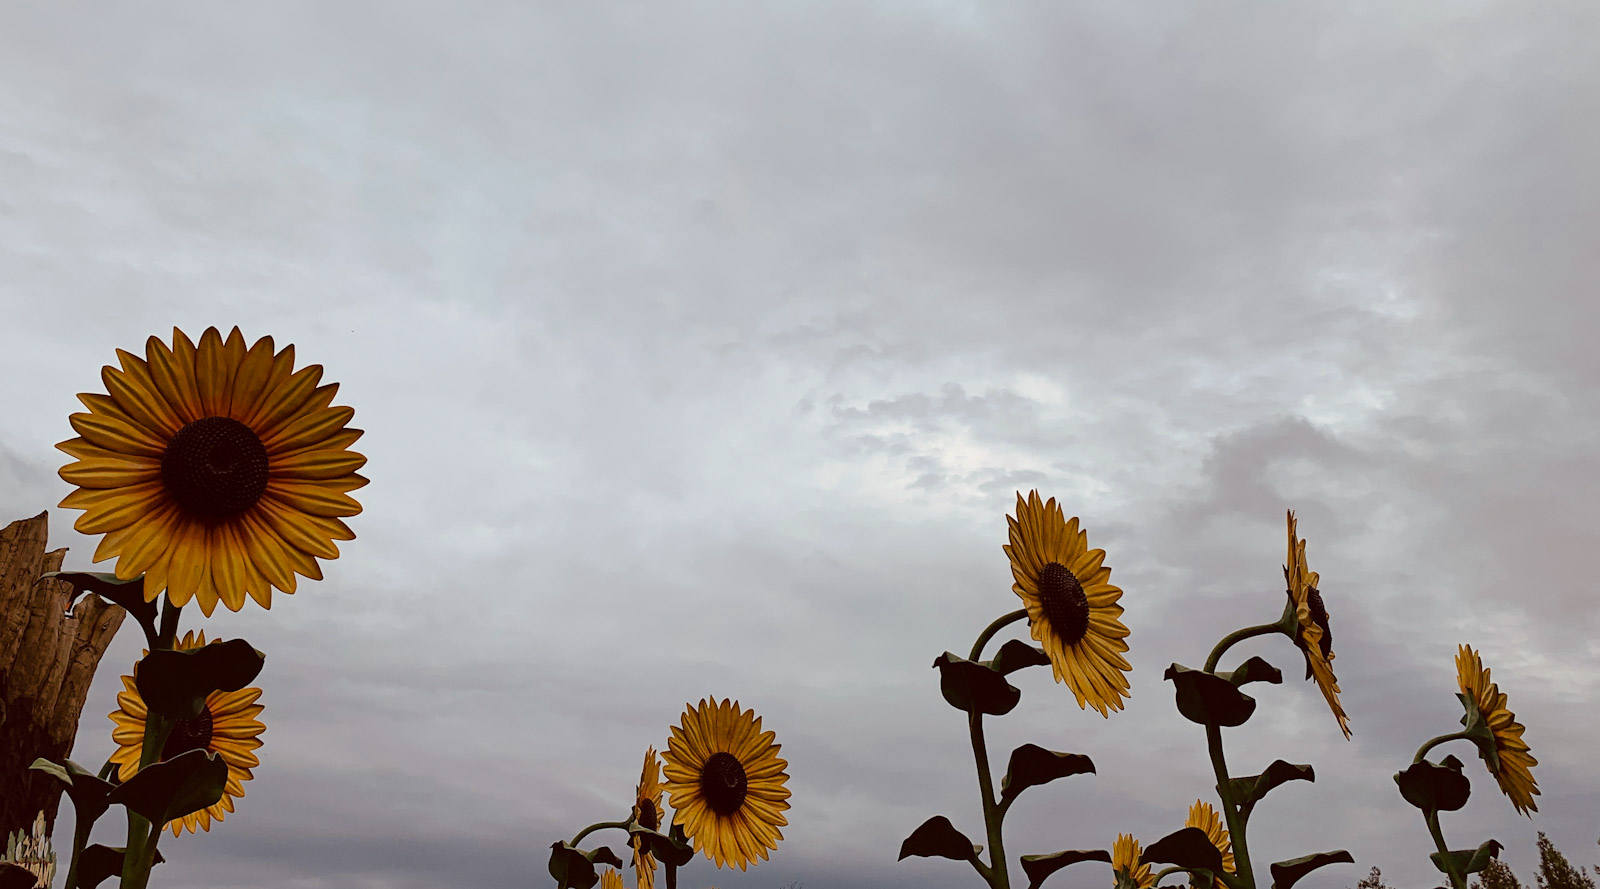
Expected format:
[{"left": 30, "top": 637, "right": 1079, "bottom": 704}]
[
  {"left": 58, "top": 326, "right": 366, "bottom": 615},
  {"left": 1003, "top": 490, "right": 1131, "bottom": 717},
  {"left": 108, "top": 630, "right": 265, "bottom": 836},
  {"left": 1184, "top": 801, "right": 1236, "bottom": 889},
  {"left": 1284, "top": 511, "right": 1351, "bottom": 739},
  {"left": 1112, "top": 833, "right": 1155, "bottom": 889},
  {"left": 632, "top": 747, "right": 665, "bottom": 889},
  {"left": 1456, "top": 644, "right": 1540, "bottom": 816},
  {"left": 662, "top": 698, "right": 791, "bottom": 871}
]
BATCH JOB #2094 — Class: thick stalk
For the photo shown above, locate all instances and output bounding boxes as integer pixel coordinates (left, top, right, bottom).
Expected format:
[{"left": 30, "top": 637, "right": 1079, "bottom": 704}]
[
  {"left": 1203, "top": 623, "right": 1282, "bottom": 674},
  {"left": 1425, "top": 810, "right": 1467, "bottom": 889},
  {"left": 62, "top": 814, "right": 91, "bottom": 889},
  {"left": 1205, "top": 723, "right": 1254, "bottom": 889},
  {"left": 969, "top": 710, "right": 1007, "bottom": 889},
  {"left": 1413, "top": 731, "right": 1474, "bottom": 765},
  {"left": 121, "top": 594, "right": 182, "bottom": 889},
  {"left": 970, "top": 609, "right": 1028, "bottom": 662},
  {"left": 570, "top": 820, "right": 630, "bottom": 848}
]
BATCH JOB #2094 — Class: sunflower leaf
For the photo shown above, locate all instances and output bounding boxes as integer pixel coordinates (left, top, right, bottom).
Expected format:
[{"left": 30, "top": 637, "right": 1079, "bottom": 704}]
[
  {"left": 1226, "top": 761, "right": 1315, "bottom": 816},
  {"left": 30, "top": 757, "right": 116, "bottom": 823},
  {"left": 1394, "top": 757, "right": 1471, "bottom": 813},
  {"left": 1217, "top": 656, "right": 1283, "bottom": 688},
  {"left": 1019, "top": 849, "right": 1111, "bottom": 889},
  {"left": 549, "top": 843, "right": 600, "bottom": 889},
  {"left": 76, "top": 845, "right": 166, "bottom": 889},
  {"left": 1430, "top": 839, "right": 1503, "bottom": 877},
  {"left": 898, "top": 815, "right": 983, "bottom": 862},
  {"left": 933, "top": 652, "right": 1021, "bottom": 716},
  {"left": 627, "top": 824, "right": 695, "bottom": 868},
  {"left": 136, "top": 639, "right": 265, "bottom": 719},
  {"left": 0, "top": 863, "right": 39, "bottom": 889},
  {"left": 40, "top": 570, "right": 160, "bottom": 647},
  {"left": 1269, "top": 850, "right": 1354, "bottom": 889},
  {"left": 987, "top": 640, "right": 1052, "bottom": 676},
  {"left": 1141, "top": 826, "right": 1223, "bottom": 874},
  {"left": 1164, "top": 664, "right": 1257, "bottom": 728},
  {"left": 105, "top": 748, "right": 229, "bottom": 825},
  {"left": 999, "top": 744, "right": 1096, "bottom": 805}
]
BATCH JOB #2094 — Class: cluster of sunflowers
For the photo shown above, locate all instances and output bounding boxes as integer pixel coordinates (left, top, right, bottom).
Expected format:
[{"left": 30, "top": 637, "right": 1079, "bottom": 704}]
[{"left": 0, "top": 328, "right": 1543, "bottom": 889}]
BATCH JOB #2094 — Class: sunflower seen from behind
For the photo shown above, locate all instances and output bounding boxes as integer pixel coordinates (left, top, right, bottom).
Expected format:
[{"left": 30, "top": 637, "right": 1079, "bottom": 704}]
[
  {"left": 1003, "top": 490, "right": 1131, "bottom": 717},
  {"left": 632, "top": 747, "right": 665, "bottom": 889},
  {"left": 1112, "top": 833, "right": 1154, "bottom": 889},
  {"left": 1284, "top": 511, "right": 1351, "bottom": 739},
  {"left": 662, "top": 698, "right": 790, "bottom": 871},
  {"left": 1184, "top": 801, "right": 1236, "bottom": 889},
  {"left": 58, "top": 326, "right": 366, "bottom": 615},
  {"left": 108, "top": 630, "right": 266, "bottom": 836},
  {"left": 1456, "top": 644, "right": 1539, "bottom": 816}
]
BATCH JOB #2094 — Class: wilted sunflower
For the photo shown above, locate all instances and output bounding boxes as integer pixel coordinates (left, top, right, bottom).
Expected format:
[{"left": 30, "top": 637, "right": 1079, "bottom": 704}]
[
  {"left": 108, "top": 630, "right": 265, "bottom": 836},
  {"left": 1184, "top": 801, "right": 1236, "bottom": 889},
  {"left": 631, "top": 747, "right": 664, "bottom": 889},
  {"left": 1456, "top": 644, "right": 1540, "bottom": 816},
  {"left": 1284, "top": 511, "right": 1351, "bottom": 739},
  {"left": 1003, "top": 490, "right": 1131, "bottom": 717},
  {"left": 662, "top": 698, "right": 790, "bottom": 871},
  {"left": 58, "top": 326, "right": 366, "bottom": 615},
  {"left": 1112, "top": 833, "right": 1154, "bottom": 889}
]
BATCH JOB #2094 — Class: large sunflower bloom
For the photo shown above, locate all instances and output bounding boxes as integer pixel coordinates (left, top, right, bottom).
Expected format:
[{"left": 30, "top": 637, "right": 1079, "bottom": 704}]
[
  {"left": 631, "top": 747, "right": 665, "bottom": 889},
  {"left": 1284, "top": 511, "right": 1350, "bottom": 739},
  {"left": 1456, "top": 644, "right": 1540, "bottom": 816},
  {"left": 1003, "top": 490, "right": 1131, "bottom": 717},
  {"left": 58, "top": 326, "right": 366, "bottom": 615},
  {"left": 1184, "top": 801, "right": 1236, "bottom": 889},
  {"left": 662, "top": 698, "right": 790, "bottom": 871},
  {"left": 1112, "top": 833, "right": 1154, "bottom": 889},
  {"left": 108, "top": 630, "right": 265, "bottom": 836}
]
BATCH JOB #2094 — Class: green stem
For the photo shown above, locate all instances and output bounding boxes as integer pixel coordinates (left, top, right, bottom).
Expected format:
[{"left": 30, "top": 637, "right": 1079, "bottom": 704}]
[
  {"left": 63, "top": 814, "right": 91, "bottom": 889},
  {"left": 1203, "top": 623, "right": 1283, "bottom": 674},
  {"left": 1206, "top": 723, "right": 1255, "bottom": 889},
  {"left": 121, "top": 594, "right": 182, "bottom": 889},
  {"left": 1425, "top": 810, "right": 1467, "bottom": 889},
  {"left": 1413, "top": 731, "right": 1474, "bottom": 765},
  {"left": 971, "top": 609, "right": 1028, "bottom": 662},
  {"left": 570, "top": 820, "right": 630, "bottom": 848},
  {"left": 970, "top": 709, "right": 1007, "bottom": 889}
]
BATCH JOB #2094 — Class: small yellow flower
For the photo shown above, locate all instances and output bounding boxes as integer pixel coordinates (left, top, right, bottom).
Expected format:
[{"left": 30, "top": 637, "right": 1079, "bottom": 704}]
[
  {"left": 1112, "top": 833, "right": 1154, "bottom": 889},
  {"left": 1184, "top": 801, "right": 1236, "bottom": 889}
]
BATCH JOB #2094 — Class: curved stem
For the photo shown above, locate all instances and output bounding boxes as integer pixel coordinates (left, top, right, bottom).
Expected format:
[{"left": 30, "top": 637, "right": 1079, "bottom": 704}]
[
  {"left": 971, "top": 609, "right": 1029, "bottom": 662},
  {"left": 1413, "top": 731, "right": 1474, "bottom": 765},
  {"left": 570, "top": 820, "right": 630, "bottom": 848},
  {"left": 970, "top": 710, "right": 1008, "bottom": 889},
  {"left": 1425, "top": 810, "right": 1467, "bottom": 889},
  {"left": 1205, "top": 723, "right": 1255, "bottom": 889},
  {"left": 1203, "top": 623, "right": 1282, "bottom": 674}
]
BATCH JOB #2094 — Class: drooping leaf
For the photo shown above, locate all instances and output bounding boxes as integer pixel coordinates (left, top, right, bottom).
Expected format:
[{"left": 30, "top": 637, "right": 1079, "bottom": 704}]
[
  {"left": 1270, "top": 850, "right": 1354, "bottom": 889},
  {"left": 105, "top": 748, "right": 229, "bottom": 824},
  {"left": 898, "top": 815, "right": 983, "bottom": 861},
  {"left": 41, "top": 570, "right": 159, "bottom": 646},
  {"left": 1218, "top": 656, "right": 1284, "bottom": 688},
  {"left": 1142, "top": 826, "right": 1224, "bottom": 874},
  {"left": 1225, "top": 760, "right": 1315, "bottom": 814},
  {"left": 548, "top": 843, "right": 625, "bottom": 889},
  {"left": 999, "top": 744, "right": 1096, "bottom": 805},
  {"left": 136, "top": 639, "right": 265, "bottom": 719},
  {"left": 1431, "top": 839, "right": 1503, "bottom": 877},
  {"left": 77, "top": 845, "right": 166, "bottom": 889},
  {"left": 626, "top": 823, "right": 696, "bottom": 868},
  {"left": 1394, "top": 756, "right": 1471, "bottom": 813},
  {"left": 1019, "top": 849, "right": 1110, "bottom": 889},
  {"left": 988, "top": 640, "right": 1052, "bottom": 676},
  {"left": 0, "top": 863, "right": 38, "bottom": 889},
  {"left": 1164, "top": 664, "right": 1258, "bottom": 728},
  {"left": 933, "top": 652, "right": 1021, "bottom": 716},
  {"left": 30, "top": 757, "right": 116, "bottom": 822}
]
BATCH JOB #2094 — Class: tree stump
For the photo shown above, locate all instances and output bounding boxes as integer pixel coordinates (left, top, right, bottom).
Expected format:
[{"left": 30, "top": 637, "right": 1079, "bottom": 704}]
[{"left": 0, "top": 512, "right": 126, "bottom": 843}]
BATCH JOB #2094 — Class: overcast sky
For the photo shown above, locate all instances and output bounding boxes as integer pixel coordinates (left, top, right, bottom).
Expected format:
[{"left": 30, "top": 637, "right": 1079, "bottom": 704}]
[{"left": 2, "top": 3, "right": 1597, "bottom": 889}]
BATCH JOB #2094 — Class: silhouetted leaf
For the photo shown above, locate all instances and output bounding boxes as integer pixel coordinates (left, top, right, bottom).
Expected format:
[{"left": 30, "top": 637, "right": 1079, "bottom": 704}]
[
  {"left": 1270, "top": 850, "right": 1354, "bottom": 889},
  {"left": 1020, "top": 849, "right": 1110, "bottom": 889},
  {"left": 933, "top": 652, "right": 1020, "bottom": 716},
  {"left": 105, "top": 749, "right": 228, "bottom": 824},
  {"left": 136, "top": 639, "right": 264, "bottom": 719},
  {"left": 626, "top": 822, "right": 695, "bottom": 868},
  {"left": 898, "top": 816, "right": 982, "bottom": 861},
  {"left": 988, "top": 640, "right": 1052, "bottom": 676},
  {"left": 548, "top": 843, "right": 624, "bottom": 889},
  {"left": 1226, "top": 761, "right": 1315, "bottom": 814},
  {"left": 1000, "top": 745, "right": 1096, "bottom": 805},
  {"left": 77, "top": 845, "right": 165, "bottom": 889},
  {"left": 1218, "top": 656, "right": 1283, "bottom": 688},
  {"left": 1394, "top": 756, "right": 1471, "bottom": 813},
  {"left": 42, "top": 570, "right": 159, "bottom": 647},
  {"left": 1165, "top": 664, "right": 1257, "bottom": 727},
  {"left": 1431, "top": 840, "right": 1503, "bottom": 877},
  {"left": 30, "top": 757, "right": 116, "bottom": 823},
  {"left": 1143, "top": 826, "right": 1224, "bottom": 874},
  {"left": 0, "top": 863, "right": 38, "bottom": 889}
]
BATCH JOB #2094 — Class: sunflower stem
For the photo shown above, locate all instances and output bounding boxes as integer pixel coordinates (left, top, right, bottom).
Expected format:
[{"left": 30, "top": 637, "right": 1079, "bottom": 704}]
[
  {"left": 1412, "top": 731, "right": 1475, "bottom": 765},
  {"left": 155, "top": 594, "right": 181, "bottom": 650},
  {"left": 63, "top": 811, "right": 91, "bottom": 889},
  {"left": 122, "top": 602, "right": 182, "bottom": 889},
  {"left": 1205, "top": 722, "right": 1255, "bottom": 889},
  {"left": 1203, "top": 622, "right": 1282, "bottom": 674},
  {"left": 970, "top": 609, "right": 1028, "bottom": 662},
  {"left": 1424, "top": 809, "right": 1468, "bottom": 889},
  {"left": 570, "top": 820, "right": 631, "bottom": 848},
  {"left": 969, "top": 709, "right": 1008, "bottom": 889}
]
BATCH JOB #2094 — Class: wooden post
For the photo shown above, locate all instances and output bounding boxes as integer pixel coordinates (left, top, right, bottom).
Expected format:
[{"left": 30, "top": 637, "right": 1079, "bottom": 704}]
[{"left": 0, "top": 512, "right": 126, "bottom": 844}]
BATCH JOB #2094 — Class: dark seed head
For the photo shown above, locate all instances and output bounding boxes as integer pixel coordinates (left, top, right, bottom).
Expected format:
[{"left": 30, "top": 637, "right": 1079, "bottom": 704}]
[
  {"left": 161, "top": 417, "right": 270, "bottom": 521},
  {"left": 1037, "top": 562, "right": 1091, "bottom": 645},
  {"left": 637, "top": 798, "right": 660, "bottom": 831},
  {"left": 699, "top": 751, "right": 748, "bottom": 817},
  {"left": 159, "top": 707, "right": 214, "bottom": 761}
]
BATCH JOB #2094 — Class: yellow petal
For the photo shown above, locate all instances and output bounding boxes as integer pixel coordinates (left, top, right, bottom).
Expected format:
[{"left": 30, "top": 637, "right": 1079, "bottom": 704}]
[
  {"left": 228, "top": 335, "right": 277, "bottom": 421},
  {"left": 264, "top": 405, "right": 356, "bottom": 453},
  {"left": 142, "top": 336, "right": 201, "bottom": 426},
  {"left": 263, "top": 482, "right": 362, "bottom": 518},
  {"left": 70, "top": 411, "right": 167, "bottom": 457},
  {"left": 60, "top": 456, "right": 161, "bottom": 489},
  {"left": 247, "top": 364, "right": 324, "bottom": 433},
  {"left": 196, "top": 327, "right": 236, "bottom": 418},
  {"left": 107, "top": 350, "right": 183, "bottom": 436}
]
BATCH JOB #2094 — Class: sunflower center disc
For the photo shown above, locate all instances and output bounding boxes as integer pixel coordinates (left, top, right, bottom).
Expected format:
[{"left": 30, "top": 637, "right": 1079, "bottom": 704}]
[
  {"left": 699, "top": 751, "right": 748, "bottom": 817},
  {"left": 161, "top": 417, "right": 270, "bottom": 521},
  {"left": 1037, "top": 562, "right": 1091, "bottom": 645},
  {"left": 1306, "top": 587, "right": 1333, "bottom": 660},
  {"left": 159, "top": 707, "right": 215, "bottom": 761}
]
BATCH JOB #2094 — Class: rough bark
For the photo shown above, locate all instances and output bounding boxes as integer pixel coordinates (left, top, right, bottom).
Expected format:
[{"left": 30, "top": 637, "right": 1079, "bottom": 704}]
[{"left": 0, "top": 512, "right": 126, "bottom": 842}]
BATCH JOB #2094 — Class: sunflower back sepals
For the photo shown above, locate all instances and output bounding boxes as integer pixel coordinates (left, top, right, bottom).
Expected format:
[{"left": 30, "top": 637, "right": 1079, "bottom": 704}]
[
  {"left": 42, "top": 571, "right": 162, "bottom": 648},
  {"left": 1429, "top": 840, "right": 1504, "bottom": 879},
  {"left": 933, "top": 652, "right": 1022, "bottom": 716},
  {"left": 1221, "top": 761, "right": 1315, "bottom": 820},
  {"left": 1267, "top": 851, "right": 1355, "bottom": 889},
  {"left": 1394, "top": 756, "right": 1471, "bottom": 813},
  {"left": 997, "top": 745, "right": 1095, "bottom": 807},
  {"left": 134, "top": 640, "right": 266, "bottom": 719},
  {"left": 1164, "top": 664, "right": 1258, "bottom": 728},
  {"left": 1016, "top": 849, "right": 1109, "bottom": 889},
  {"left": 1453, "top": 694, "right": 1503, "bottom": 774}
]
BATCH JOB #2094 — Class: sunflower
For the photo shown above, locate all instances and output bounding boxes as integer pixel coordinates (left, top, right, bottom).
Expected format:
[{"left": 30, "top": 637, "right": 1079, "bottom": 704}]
[
  {"left": 1284, "top": 511, "right": 1351, "bottom": 739},
  {"left": 1456, "top": 644, "right": 1540, "bottom": 816},
  {"left": 1003, "top": 490, "right": 1131, "bottom": 717},
  {"left": 599, "top": 870, "right": 626, "bottom": 889},
  {"left": 631, "top": 747, "right": 665, "bottom": 889},
  {"left": 108, "top": 630, "right": 265, "bottom": 836},
  {"left": 661, "top": 698, "right": 790, "bottom": 871},
  {"left": 1112, "top": 833, "right": 1154, "bottom": 889},
  {"left": 1184, "top": 801, "right": 1236, "bottom": 889},
  {"left": 58, "top": 326, "right": 366, "bottom": 615}
]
